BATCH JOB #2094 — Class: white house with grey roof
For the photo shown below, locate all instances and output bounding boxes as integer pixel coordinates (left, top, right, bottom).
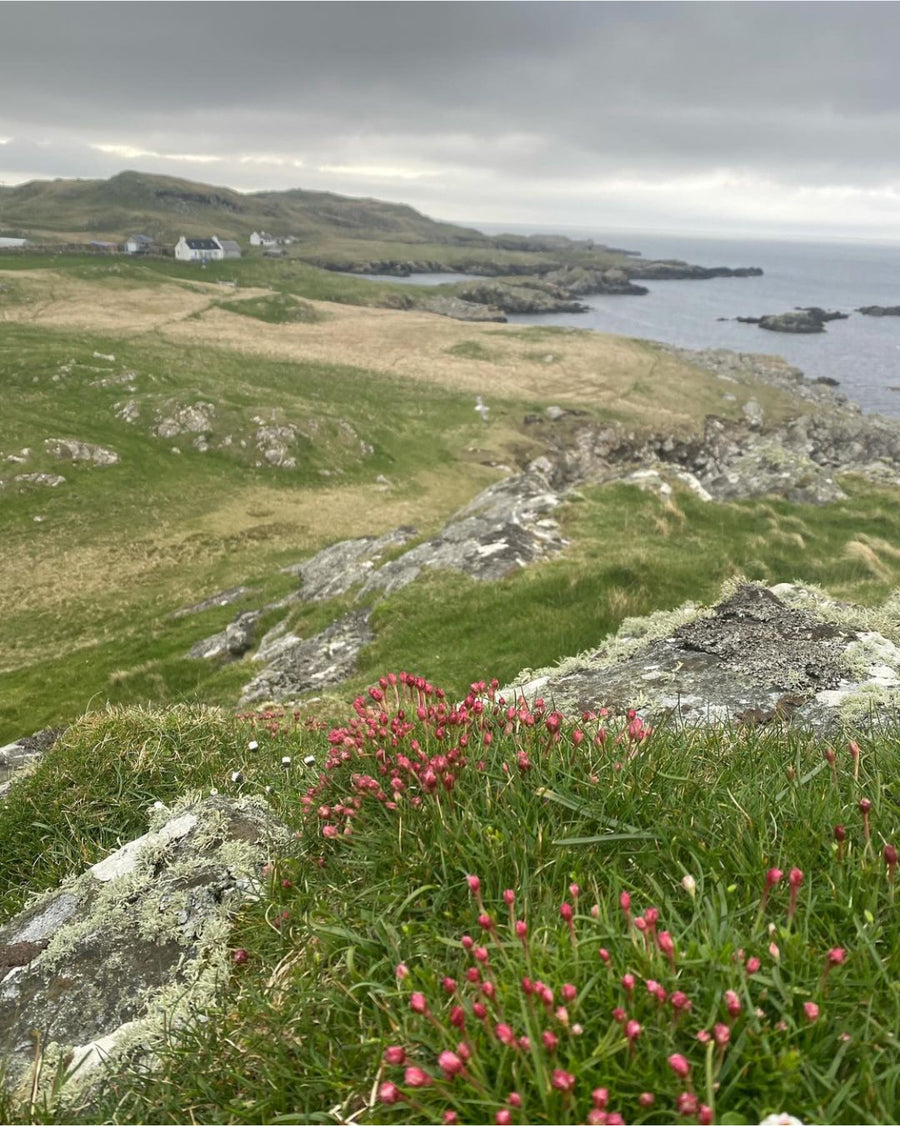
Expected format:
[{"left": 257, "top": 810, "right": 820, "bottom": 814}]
[{"left": 174, "top": 236, "right": 225, "bottom": 263}]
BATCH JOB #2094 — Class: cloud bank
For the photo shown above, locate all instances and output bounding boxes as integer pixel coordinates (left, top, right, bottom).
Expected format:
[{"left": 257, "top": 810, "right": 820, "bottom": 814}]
[{"left": 3, "top": 2, "right": 900, "bottom": 237}]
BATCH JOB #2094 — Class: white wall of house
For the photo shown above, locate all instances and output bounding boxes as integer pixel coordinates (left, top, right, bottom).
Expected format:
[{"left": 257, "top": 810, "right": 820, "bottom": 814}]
[{"left": 175, "top": 236, "right": 225, "bottom": 262}]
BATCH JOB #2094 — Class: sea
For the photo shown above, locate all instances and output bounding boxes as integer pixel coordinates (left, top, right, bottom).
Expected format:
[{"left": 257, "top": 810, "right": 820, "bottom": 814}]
[{"left": 361, "top": 230, "right": 900, "bottom": 418}]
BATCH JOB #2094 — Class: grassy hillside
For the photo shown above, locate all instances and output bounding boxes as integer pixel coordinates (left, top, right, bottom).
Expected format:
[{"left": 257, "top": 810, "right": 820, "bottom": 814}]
[
  {"left": 0, "top": 171, "right": 570, "bottom": 261},
  {"left": 3, "top": 254, "right": 900, "bottom": 743}
]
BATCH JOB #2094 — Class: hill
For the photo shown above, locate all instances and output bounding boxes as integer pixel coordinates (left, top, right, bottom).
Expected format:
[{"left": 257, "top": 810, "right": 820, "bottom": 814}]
[{"left": 0, "top": 170, "right": 547, "bottom": 252}]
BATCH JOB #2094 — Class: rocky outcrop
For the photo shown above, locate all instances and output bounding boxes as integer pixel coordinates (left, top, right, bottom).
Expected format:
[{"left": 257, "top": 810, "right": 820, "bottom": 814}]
[
  {"left": 507, "top": 582, "right": 900, "bottom": 732},
  {"left": 542, "top": 266, "right": 649, "bottom": 296},
  {"left": 626, "top": 261, "right": 763, "bottom": 281},
  {"left": 454, "top": 280, "right": 589, "bottom": 314},
  {"left": 173, "top": 586, "right": 257, "bottom": 618},
  {"left": 154, "top": 401, "right": 215, "bottom": 439},
  {"left": 0, "top": 729, "right": 63, "bottom": 798},
  {"left": 737, "top": 308, "right": 847, "bottom": 334},
  {"left": 188, "top": 610, "right": 262, "bottom": 660},
  {"left": 43, "top": 438, "right": 119, "bottom": 466},
  {"left": 280, "top": 527, "right": 417, "bottom": 603},
  {"left": 857, "top": 305, "right": 900, "bottom": 317},
  {"left": 239, "top": 609, "right": 375, "bottom": 705},
  {"left": 0, "top": 794, "right": 288, "bottom": 1104},
  {"left": 416, "top": 295, "right": 506, "bottom": 322}
]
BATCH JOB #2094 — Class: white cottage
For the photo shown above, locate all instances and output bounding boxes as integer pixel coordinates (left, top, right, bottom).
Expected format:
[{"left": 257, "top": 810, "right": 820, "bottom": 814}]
[
  {"left": 174, "top": 236, "right": 225, "bottom": 263},
  {"left": 250, "top": 231, "right": 278, "bottom": 247}
]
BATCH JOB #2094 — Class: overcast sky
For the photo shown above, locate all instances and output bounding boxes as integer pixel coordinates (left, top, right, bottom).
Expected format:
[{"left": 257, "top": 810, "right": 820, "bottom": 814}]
[{"left": 4, "top": 1, "right": 900, "bottom": 240}]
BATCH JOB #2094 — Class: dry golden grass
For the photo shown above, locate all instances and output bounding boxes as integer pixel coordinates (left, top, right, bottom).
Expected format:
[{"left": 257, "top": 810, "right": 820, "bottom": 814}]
[
  {"left": 0, "top": 470, "right": 497, "bottom": 669},
  {"left": 1, "top": 269, "right": 801, "bottom": 432}
]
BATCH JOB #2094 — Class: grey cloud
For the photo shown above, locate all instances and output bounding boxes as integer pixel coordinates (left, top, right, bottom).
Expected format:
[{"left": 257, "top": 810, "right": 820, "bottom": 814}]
[{"left": 3, "top": 3, "right": 900, "bottom": 234}]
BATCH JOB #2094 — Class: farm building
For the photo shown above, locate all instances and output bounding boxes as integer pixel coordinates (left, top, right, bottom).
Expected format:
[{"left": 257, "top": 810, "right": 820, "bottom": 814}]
[
  {"left": 123, "top": 234, "right": 153, "bottom": 254},
  {"left": 217, "top": 239, "right": 242, "bottom": 259},
  {"left": 250, "top": 231, "right": 278, "bottom": 247}
]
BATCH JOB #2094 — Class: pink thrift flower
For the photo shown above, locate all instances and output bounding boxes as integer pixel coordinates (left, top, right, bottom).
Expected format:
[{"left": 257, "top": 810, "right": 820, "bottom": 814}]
[
  {"left": 395, "top": 962, "right": 409, "bottom": 979},
  {"left": 562, "top": 983, "right": 577, "bottom": 1003},
  {"left": 443, "top": 1112, "right": 459, "bottom": 1125},
  {"left": 560, "top": 902, "right": 574, "bottom": 923},
  {"left": 495, "top": 1111, "right": 512, "bottom": 1126},
  {"left": 827, "top": 947, "right": 847, "bottom": 966},
  {"left": 724, "top": 989, "right": 742, "bottom": 1018},
  {"left": 450, "top": 1005, "right": 465, "bottom": 1029},
  {"left": 885, "top": 843, "right": 898, "bottom": 880},
  {"left": 622, "top": 973, "right": 636, "bottom": 992},
  {"left": 551, "top": 1069, "right": 576, "bottom": 1093},
  {"left": 461, "top": 934, "right": 474, "bottom": 950},
  {"left": 475, "top": 946, "right": 489, "bottom": 963},
  {"left": 232, "top": 948, "right": 248, "bottom": 965},
  {"left": 466, "top": 874, "right": 482, "bottom": 894},
  {"left": 503, "top": 888, "right": 515, "bottom": 906},
  {"left": 592, "top": 1088, "right": 609, "bottom": 1110},
  {"left": 598, "top": 947, "right": 611, "bottom": 963},
  {"left": 696, "top": 1029, "right": 712, "bottom": 1044},
  {"left": 569, "top": 882, "right": 581, "bottom": 899},
  {"left": 378, "top": 1081, "right": 401, "bottom": 1104},
  {"left": 713, "top": 1022, "right": 730, "bottom": 1047},
  {"left": 383, "top": 1045, "right": 406, "bottom": 1065},
  {"left": 515, "top": 919, "right": 527, "bottom": 941},
  {"left": 638, "top": 1092, "right": 655, "bottom": 1108},
  {"left": 619, "top": 890, "right": 631, "bottom": 923},
  {"left": 473, "top": 1002, "right": 488, "bottom": 1020},
  {"left": 677, "top": 1093, "right": 699, "bottom": 1116},
  {"left": 804, "top": 1001, "right": 820, "bottom": 1023},
  {"left": 611, "top": 1007, "right": 627, "bottom": 1024},
  {"left": 671, "top": 990, "right": 692, "bottom": 1013},
  {"left": 542, "top": 1029, "right": 559, "bottom": 1052},
  {"left": 668, "top": 1053, "right": 691, "bottom": 1079},
  {"left": 746, "top": 955, "right": 761, "bottom": 974},
  {"left": 409, "top": 992, "right": 428, "bottom": 1015},
  {"left": 698, "top": 1105, "right": 714, "bottom": 1125},
  {"left": 495, "top": 1022, "right": 515, "bottom": 1045},
  {"left": 624, "top": 1019, "right": 642, "bottom": 1042},
  {"left": 658, "top": 929, "right": 676, "bottom": 966},
  {"left": 404, "top": 1066, "right": 432, "bottom": 1088},
  {"left": 438, "top": 1050, "right": 465, "bottom": 1077},
  {"left": 478, "top": 913, "right": 494, "bottom": 931},
  {"left": 508, "top": 1093, "right": 522, "bottom": 1109}
]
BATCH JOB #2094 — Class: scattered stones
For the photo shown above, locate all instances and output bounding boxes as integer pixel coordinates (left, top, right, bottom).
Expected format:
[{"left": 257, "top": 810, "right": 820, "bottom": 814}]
[
  {"left": 506, "top": 583, "right": 900, "bottom": 732},
  {"left": 44, "top": 438, "right": 119, "bottom": 466},
  {"left": 12, "top": 472, "right": 66, "bottom": 487},
  {"left": 0, "top": 795, "right": 288, "bottom": 1104},
  {"left": 90, "top": 372, "right": 138, "bottom": 389}
]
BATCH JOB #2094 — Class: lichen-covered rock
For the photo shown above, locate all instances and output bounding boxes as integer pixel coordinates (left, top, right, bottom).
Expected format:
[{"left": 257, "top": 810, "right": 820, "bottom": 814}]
[
  {"left": 240, "top": 609, "right": 374, "bottom": 705},
  {"left": 154, "top": 401, "right": 215, "bottom": 439},
  {"left": 255, "top": 423, "right": 297, "bottom": 468},
  {"left": 506, "top": 583, "right": 900, "bottom": 733},
  {"left": 0, "top": 729, "right": 63, "bottom": 798},
  {"left": 0, "top": 795, "right": 288, "bottom": 1106},
  {"left": 44, "top": 439, "right": 119, "bottom": 466},
  {"left": 280, "top": 526, "right": 417, "bottom": 603},
  {"left": 173, "top": 586, "right": 256, "bottom": 619}
]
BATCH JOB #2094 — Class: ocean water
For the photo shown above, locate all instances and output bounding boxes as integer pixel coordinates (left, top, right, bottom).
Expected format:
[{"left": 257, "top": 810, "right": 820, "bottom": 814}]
[
  {"left": 361, "top": 233, "right": 900, "bottom": 417},
  {"left": 502, "top": 231, "right": 900, "bottom": 418}
]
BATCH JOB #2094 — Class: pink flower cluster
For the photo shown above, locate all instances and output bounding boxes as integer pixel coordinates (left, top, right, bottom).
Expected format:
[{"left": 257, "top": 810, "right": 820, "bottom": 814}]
[{"left": 298, "top": 674, "right": 654, "bottom": 842}]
